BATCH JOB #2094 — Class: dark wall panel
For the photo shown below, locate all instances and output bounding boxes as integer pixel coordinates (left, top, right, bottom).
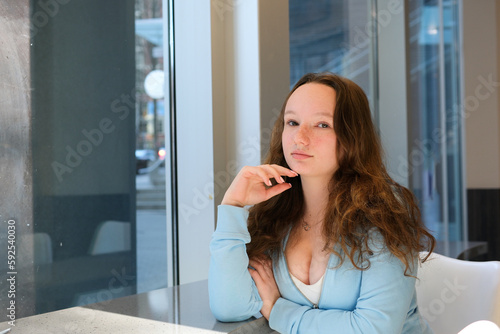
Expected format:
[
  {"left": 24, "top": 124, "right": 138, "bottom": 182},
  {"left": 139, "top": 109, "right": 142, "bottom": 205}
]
[
  {"left": 468, "top": 188, "right": 500, "bottom": 261},
  {"left": 31, "top": 0, "right": 137, "bottom": 315}
]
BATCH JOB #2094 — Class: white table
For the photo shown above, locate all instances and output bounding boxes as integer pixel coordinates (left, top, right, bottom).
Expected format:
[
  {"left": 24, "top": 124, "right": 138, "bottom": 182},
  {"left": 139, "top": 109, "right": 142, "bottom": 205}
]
[{"left": 0, "top": 280, "right": 250, "bottom": 333}]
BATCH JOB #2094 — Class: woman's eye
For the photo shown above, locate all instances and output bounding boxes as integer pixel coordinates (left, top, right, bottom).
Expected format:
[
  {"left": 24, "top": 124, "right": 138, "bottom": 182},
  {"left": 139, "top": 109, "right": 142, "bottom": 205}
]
[
  {"left": 286, "top": 120, "right": 298, "bottom": 126},
  {"left": 318, "top": 123, "right": 330, "bottom": 128}
]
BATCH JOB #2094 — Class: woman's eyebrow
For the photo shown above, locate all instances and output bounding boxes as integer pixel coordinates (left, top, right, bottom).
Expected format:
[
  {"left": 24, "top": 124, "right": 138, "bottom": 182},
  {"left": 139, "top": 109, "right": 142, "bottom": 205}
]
[{"left": 284, "top": 110, "right": 333, "bottom": 118}]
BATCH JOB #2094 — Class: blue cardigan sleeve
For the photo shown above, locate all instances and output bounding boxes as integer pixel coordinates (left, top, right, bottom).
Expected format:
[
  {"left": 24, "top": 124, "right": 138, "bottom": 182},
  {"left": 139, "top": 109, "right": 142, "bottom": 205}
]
[
  {"left": 269, "top": 237, "right": 421, "bottom": 334},
  {"left": 208, "top": 205, "right": 263, "bottom": 322}
]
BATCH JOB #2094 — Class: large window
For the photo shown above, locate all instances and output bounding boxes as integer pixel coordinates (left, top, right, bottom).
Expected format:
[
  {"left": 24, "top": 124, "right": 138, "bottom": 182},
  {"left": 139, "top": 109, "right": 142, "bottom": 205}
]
[
  {"left": 30, "top": 0, "right": 137, "bottom": 315},
  {"left": 12, "top": 0, "right": 169, "bottom": 317},
  {"left": 289, "top": 0, "right": 466, "bottom": 241}
]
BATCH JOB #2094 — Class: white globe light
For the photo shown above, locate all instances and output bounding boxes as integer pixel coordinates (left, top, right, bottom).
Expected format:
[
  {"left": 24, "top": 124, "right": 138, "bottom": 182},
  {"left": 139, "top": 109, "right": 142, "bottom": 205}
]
[{"left": 144, "top": 70, "right": 165, "bottom": 99}]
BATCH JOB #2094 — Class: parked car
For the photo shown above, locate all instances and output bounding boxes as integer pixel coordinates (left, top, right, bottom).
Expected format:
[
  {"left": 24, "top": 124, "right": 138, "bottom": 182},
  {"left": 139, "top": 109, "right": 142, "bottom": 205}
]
[{"left": 135, "top": 149, "right": 156, "bottom": 174}]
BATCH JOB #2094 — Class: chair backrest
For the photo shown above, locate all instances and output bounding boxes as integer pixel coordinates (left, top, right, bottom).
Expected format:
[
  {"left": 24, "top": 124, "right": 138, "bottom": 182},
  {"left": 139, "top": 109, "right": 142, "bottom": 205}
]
[
  {"left": 88, "top": 220, "right": 131, "bottom": 255},
  {"left": 458, "top": 320, "right": 500, "bottom": 334},
  {"left": 416, "top": 252, "right": 500, "bottom": 334}
]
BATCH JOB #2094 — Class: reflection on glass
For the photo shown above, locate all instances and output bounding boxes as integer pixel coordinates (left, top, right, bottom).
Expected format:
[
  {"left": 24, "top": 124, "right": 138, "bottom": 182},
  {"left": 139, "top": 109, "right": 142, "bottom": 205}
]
[
  {"left": 31, "top": 0, "right": 138, "bottom": 315},
  {"left": 443, "top": 0, "right": 464, "bottom": 242},
  {"left": 289, "top": 0, "right": 376, "bottom": 105},
  {"left": 25, "top": 0, "right": 168, "bottom": 317},
  {"left": 134, "top": 0, "right": 168, "bottom": 295},
  {"left": 407, "top": 0, "right": 464, "bottom": 241}
]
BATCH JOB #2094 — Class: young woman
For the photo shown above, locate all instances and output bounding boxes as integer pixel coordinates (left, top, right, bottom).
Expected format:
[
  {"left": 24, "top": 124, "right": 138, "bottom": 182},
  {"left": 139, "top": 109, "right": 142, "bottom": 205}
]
[{"left": 209, "top": 73, "right": 435, "bottom": 333}]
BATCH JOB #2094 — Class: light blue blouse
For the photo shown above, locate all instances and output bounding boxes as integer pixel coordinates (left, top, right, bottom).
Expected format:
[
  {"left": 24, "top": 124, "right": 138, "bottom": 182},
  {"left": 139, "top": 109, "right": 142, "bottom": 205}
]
[{"left": 209, "top": 205, "right": 433, "bottom": 334}]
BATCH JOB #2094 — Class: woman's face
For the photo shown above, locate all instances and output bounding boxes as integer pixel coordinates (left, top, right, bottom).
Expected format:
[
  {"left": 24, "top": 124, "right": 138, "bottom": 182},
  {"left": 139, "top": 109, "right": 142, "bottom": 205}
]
[{"left": 282, "top": 83, "right": 338, "bottom": 179}]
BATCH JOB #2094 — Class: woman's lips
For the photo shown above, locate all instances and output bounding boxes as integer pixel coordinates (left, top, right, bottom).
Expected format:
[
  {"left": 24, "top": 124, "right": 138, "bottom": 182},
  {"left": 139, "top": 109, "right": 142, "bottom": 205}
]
[{"left": 291, "top": 151, "right": 312, "bottom": 160}]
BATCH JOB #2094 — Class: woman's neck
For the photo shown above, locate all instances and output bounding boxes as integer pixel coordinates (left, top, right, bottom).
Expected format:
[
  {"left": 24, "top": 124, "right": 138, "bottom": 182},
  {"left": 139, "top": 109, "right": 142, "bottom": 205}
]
[{"left": 300, "top": 176, "right": 330, "bottom": 221}]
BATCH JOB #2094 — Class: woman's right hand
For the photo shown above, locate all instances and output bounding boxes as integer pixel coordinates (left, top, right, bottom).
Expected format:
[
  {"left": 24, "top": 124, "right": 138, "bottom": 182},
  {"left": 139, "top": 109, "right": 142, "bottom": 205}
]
[{"left": 221, "top": 164, "right": 298, "bottom": 208}]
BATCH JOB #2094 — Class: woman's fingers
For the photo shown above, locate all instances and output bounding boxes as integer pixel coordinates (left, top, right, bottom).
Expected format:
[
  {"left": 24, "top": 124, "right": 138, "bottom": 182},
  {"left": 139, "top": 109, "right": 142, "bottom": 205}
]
[
  {"left": 264, "top": 182, "right": 292, "bottom": 200},
  {"left": 248, "top": 257, "right": 280, "bottom": 320},
  {"left": 248, "top": 266, "right": 261, "bottom": 283},
  {"left": 259, "top": 165, "right": 285, "bottom": 185},
  {"left": 221, "top": 164, "right": 298, "bottom": 207},
  {"left": 251, "top": 167, "right": 275, "bottom": 187},
  {"left": 269, "top": 164, "right": 299, "bottom": 178},
  {"left": 249, "top": 258, "right": 273, "bottom": 279},
  {"left": 254, "top": 164, "right": 298, "bottom": 186}
]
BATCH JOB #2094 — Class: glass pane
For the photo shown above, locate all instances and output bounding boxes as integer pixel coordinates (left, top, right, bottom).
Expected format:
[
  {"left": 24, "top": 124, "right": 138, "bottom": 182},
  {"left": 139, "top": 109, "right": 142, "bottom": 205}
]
[
  {"left": 134, "top": 0, "right": 168, "bottom": 294},
  {"left": 408, "top": 0, "right": 443, "bottom": 238},
  {"left": 31, "top": 0, "right": 138, "bottom": 315},
  {"left": 443, "top": 0, "right": 463, "bottom": 241},
  {"left": 289, "top": 0, "right": 376, "bottom": 106},
  {"left": 17, "top": 0, "right": 168, "bottom": 317},
  {"left": 407, "top": 0, "right": 464, "bottom": 241}
]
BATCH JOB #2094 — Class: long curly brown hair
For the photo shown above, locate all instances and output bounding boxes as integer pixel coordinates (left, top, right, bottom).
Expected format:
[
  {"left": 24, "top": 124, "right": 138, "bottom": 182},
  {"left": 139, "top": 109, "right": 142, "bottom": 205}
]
[{"left": 246, "top": 73, "right": 435, "bottom": 275}]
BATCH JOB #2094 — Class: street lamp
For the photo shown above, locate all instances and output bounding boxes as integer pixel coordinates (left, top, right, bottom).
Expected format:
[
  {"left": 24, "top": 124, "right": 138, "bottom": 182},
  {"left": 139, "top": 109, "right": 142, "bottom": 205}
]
[{"left": 144, "top": 69, "right": 165, "bottom": 153}]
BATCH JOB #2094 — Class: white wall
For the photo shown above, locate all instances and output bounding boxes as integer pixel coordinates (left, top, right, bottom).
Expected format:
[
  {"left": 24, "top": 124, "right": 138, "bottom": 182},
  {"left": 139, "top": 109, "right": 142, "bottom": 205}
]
[
  {"left": 174, "top": 0, "right": 215, "bottom": 285},
  {"left": 258, "top": 0, "right": 290, "bottom": 161},
  {"left": 463, "top": 0, "right": 500, "bottom": 188},
  {"left": 377, "top": 0, "right": 409, "bottom": 187},
  {"left": 212, "top": 0, "right": 290, "bottom": 214},
  {"left": 173, "top": 0, "right": 289, "bottom": 285}
]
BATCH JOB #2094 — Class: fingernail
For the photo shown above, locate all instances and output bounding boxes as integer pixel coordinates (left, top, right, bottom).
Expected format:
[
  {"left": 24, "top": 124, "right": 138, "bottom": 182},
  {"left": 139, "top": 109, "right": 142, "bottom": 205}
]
[
  {"left": 291, "top": 171, "right": 299, "bottom": 176},
  {"left": 267, "top": 180, "right": 272, "bottom": 186},
  {"left": 279, "top": 177, "right": 285, "bottom": 183}
]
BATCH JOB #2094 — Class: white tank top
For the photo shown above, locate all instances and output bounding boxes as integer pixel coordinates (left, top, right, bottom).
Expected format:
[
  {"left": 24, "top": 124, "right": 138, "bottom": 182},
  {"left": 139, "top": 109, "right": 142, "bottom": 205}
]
[{"left": 289, "top": 272, "right": 325, "bottom": 305}]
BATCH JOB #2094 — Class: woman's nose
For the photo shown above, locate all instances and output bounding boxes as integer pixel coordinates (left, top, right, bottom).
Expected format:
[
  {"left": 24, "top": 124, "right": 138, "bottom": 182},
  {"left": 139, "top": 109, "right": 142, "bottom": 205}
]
[{"left": 294, "top": 126, "right": 309, "bottom": 145}]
